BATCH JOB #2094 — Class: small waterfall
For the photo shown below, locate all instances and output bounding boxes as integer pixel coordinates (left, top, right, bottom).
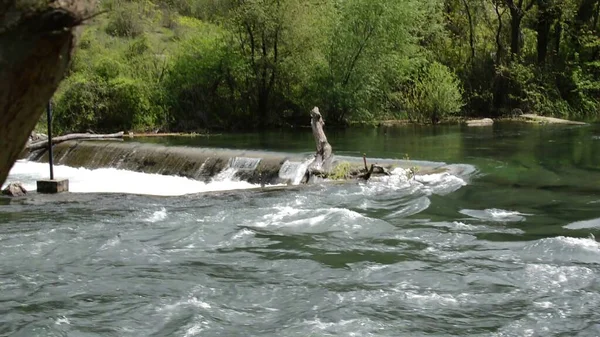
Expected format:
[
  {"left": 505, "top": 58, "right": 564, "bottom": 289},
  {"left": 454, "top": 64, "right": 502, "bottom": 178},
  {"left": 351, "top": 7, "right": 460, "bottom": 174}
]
[
  {"left": 213, "top": 157, "right": 262, "bottom": 182},
  {"left": 279, "top": 158, "right": 313, "bottom": 185}
]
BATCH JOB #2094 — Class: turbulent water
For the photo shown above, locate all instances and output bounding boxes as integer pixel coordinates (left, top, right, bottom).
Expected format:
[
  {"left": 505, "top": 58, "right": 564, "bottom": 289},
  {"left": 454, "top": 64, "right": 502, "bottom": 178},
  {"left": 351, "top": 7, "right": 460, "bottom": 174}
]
[{"left": 2, "top": 123, "right": 600, "bottom": 336}]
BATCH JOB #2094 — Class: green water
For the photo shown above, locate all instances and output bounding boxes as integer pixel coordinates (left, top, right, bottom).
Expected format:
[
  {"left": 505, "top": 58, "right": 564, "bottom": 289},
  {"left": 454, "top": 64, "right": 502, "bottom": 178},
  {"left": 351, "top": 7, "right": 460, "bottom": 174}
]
[{"left": 2, "top": 122, "right": 600, "bottom": 336}]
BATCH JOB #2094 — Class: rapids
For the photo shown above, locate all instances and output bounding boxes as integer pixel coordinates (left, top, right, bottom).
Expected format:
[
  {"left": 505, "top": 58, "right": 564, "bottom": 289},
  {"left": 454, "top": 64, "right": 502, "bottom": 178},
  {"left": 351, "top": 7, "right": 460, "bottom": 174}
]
[{"left": 2, "top": 123, "right": 600, "bottom": 336}]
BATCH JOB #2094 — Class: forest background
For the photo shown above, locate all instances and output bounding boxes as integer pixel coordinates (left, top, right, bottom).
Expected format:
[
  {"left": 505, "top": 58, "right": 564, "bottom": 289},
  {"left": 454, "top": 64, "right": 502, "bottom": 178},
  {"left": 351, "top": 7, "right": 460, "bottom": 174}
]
[{"left": 49, "top": 0, "right": 600, "bottom": 133}]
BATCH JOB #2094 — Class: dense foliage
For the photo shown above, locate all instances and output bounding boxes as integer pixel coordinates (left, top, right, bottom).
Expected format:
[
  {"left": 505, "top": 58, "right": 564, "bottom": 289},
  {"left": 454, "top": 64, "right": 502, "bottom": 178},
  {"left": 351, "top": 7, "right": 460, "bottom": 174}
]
[{"left": 51, "top": 0, "right": 600, "bottom": 133}]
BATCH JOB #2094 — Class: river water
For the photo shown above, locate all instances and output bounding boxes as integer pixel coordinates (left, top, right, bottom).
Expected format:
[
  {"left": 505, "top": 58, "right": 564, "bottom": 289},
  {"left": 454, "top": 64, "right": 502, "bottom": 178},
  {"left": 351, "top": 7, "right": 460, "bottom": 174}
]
[{"left": 2, "top": 123, "right": 600, "bottom": 336}]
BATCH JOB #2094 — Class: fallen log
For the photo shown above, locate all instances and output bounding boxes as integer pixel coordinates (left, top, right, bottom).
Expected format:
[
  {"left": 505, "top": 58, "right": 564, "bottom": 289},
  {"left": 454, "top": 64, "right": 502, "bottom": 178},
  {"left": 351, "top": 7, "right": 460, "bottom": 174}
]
[{"left": 26, "top": 132, "right": 124, "bottom": 151}]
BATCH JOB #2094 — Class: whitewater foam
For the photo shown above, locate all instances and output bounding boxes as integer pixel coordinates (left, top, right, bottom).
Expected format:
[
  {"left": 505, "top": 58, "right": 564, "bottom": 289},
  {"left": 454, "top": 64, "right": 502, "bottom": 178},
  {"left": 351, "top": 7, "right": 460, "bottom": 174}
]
[
  {"left": 460, "top": 208, "right": 529, "bottom": 222},
  {"left": 564, "top": 217, "right": 600, "bottom": 230},
  {"left": 5, "top": 160, "right": 259, "bottom": 196},
  {"left": 146, "top": 208, "right": 167, "bottom": 223}
]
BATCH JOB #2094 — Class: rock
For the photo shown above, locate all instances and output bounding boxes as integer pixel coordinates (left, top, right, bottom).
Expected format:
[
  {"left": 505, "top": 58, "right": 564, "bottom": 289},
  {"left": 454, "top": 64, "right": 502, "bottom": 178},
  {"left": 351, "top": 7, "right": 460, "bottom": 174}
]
[
  {"left": 30, "top": 132, "right": 48, "bottom": 142},
  {"left": 2, "top": 182, "right": 27, "bottom": 197},
  {"left": 510, "top": 108, "right": 524, "bottom": 117},
  {"left": 520, "top": 114, "right": 587, "bottom": 125},
  {"left": 466, "top": 118, "right": 494, "bottom": 127}
]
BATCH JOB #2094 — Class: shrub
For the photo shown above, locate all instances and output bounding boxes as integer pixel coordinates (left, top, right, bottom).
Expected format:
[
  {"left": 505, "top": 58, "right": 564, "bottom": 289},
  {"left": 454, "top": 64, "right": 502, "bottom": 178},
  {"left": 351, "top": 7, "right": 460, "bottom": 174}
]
[
  {"left": 404, "top": 62, "right": 464, "bottom": 123},
  {"left": 53, "top": 74, "right": 107, "bottom": 134},
  {"left": 105, "top": 6, "right": 144, "bottom": 38},
  {"left": 329, "top": 162, "right": 352, "bottom": 180},
  {"left": 54, "top": 75, "right": 164, "bottom": 133}
]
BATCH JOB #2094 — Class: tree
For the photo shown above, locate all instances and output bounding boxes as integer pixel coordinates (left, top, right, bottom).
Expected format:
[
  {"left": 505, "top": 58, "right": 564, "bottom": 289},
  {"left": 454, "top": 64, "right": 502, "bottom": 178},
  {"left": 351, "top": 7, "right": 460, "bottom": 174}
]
[{"left": 0, "top": 0, "right": 94, "bottom": 186}]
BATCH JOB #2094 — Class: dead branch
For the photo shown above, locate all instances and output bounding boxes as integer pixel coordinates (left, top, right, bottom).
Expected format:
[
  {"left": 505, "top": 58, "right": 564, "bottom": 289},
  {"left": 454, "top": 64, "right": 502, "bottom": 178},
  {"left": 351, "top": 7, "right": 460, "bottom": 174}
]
[{"left": 26, "top": 132, "right": 124, "bottom": 151}]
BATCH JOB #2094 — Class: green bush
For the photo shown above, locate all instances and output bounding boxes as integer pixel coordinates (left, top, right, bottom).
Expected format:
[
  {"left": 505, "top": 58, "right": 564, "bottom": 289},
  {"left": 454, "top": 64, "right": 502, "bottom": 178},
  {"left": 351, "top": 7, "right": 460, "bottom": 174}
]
[
  {"left": 105, "top": 6, "right": 144, "bottom": 38},
  {"left": 92, "top": 55, "right": 126, "bottom": 80},
  {"left": 404, "top": 62, "right": 464, "bottom": 123},
  {"left": 53, "top": 74, "right": 107, "bottom": 134},
  {"left": 54, "top": 75, "right": 164, "bottom": 133}
]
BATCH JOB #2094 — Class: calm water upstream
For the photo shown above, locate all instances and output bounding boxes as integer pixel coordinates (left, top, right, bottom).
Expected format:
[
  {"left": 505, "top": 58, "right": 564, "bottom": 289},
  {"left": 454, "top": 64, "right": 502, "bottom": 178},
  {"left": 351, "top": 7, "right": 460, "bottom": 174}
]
[{"left": 2, "top": 122, "right": 600, "bottom": 336}]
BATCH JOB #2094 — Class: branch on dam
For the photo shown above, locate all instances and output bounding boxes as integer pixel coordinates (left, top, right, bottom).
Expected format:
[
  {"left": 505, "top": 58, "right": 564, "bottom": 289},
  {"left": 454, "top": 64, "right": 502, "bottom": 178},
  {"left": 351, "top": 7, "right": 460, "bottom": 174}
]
[{"left": 26, "top": 132, "right": 124, "bottom": 151}]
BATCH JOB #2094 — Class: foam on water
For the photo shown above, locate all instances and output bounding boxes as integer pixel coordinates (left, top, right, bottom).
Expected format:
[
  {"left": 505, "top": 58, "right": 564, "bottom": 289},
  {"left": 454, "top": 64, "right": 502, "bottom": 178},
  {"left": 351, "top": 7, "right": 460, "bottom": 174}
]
[
  {"left": 522, "top": 264, "right": 595, "bottom": 291},
  {"left": 535, "top": 236, "right": 600, "bottom": 253},
  {"left": 521, "top": 236, "right": 600, "bottom": 264},
  {"left": 564, "top": 217, "right": 600, "bottom": 230},
  {"left": 460, "top": 208, "right": 528, "bottom": 222},
  {"left": 360, "top": 167, "right": 468, "bottom": 197},
  {"left": 55, "top": 316, "right": 70, "bottom": 325},
  {"left": 4, "top": 160, "right": 258, "bottom": 196},
  {"left": 146, "top": 208, "right": 168, "bottom": 223}
]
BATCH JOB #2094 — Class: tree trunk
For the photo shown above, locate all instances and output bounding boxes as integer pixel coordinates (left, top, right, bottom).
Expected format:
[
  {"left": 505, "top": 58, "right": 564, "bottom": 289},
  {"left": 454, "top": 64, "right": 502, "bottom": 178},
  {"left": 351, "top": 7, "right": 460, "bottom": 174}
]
[
  {"left": 536, "top": 0, "right": 552, "bottom": 65},
  {"left": 509, "top": 6, "right": 523, "bottom": 57},
  {"left": 0, "top": 0, "right": 95, "bottom": 186},
  {"left": 554, "top": 7, "right": 562, "bottom": 57},
  {"left": 494, "top": 1, "right": 505, "bottom": 65},
  {"left": 309, "top": 107, "right": 333, "bottom": 174},
  {"left": 462, "top": 0, "right": 476, "bottom": 65}
]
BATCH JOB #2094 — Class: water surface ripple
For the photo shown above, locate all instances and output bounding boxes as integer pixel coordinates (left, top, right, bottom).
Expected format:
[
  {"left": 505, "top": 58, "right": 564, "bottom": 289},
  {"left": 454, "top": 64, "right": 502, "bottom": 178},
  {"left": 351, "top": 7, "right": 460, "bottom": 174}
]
[{"left": 3, "top": 124, "right": 600, "bottom": 336}]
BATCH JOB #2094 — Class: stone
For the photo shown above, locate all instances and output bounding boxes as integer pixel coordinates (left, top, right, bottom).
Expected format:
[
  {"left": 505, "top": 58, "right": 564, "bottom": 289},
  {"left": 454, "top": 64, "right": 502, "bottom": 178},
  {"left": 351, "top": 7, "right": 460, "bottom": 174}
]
[
  {"left": 466, "top": 118, "right": 494, "bottom": 127},
  {"left": 37, "top": 179, "right": 69, "bottom": 194},
  {"left": 2, "top": 182, "right": 27, "bottom": 197},
  {"left": 520, "top": 114, "right": 587, "bottom": 125},
  {"left": 511, "top": 108, "right": 524, "bottom": 117},
  {"left": 30, "top": 132, "right": 48, "bottom": 142}
]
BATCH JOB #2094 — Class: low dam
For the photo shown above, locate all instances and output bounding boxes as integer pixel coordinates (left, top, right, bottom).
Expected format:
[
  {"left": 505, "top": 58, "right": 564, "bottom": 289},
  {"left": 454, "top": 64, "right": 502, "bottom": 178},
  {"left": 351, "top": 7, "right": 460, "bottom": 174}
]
[{"left": 26, "top": 140, "right": 472, "bottom": 186}]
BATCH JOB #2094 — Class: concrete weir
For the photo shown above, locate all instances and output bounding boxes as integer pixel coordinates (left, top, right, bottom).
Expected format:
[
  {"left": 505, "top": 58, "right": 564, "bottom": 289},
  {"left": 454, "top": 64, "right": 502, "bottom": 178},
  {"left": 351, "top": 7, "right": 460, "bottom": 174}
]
[
  {"left": 30, "top": 141, "right": 314, "bottom": 185},
  {"left": 28, "top": 140, "right": 462, "bottom": 185}
]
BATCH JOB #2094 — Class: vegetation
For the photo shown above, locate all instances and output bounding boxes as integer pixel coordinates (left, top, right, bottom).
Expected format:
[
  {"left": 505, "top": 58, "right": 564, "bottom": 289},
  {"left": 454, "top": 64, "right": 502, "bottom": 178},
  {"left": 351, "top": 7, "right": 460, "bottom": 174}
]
[
  {"left": 50, "top": 0, "right": 600, "bottom": 133},
  {"left": 330, "top": 162, "right": 352, "bottom": 180}
]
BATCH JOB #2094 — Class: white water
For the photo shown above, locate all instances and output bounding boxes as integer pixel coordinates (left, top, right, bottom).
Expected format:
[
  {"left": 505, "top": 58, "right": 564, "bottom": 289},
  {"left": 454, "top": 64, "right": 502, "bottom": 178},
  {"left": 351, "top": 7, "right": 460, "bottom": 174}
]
[
  {"left": 213, "top": 157, "right": 262, "bottom": 182},
  {"left": 278, "top": 157, "right": 313, "bottom": 185},
  {"left": 3, "top": 160, "right": 259, "bottom": 196}
]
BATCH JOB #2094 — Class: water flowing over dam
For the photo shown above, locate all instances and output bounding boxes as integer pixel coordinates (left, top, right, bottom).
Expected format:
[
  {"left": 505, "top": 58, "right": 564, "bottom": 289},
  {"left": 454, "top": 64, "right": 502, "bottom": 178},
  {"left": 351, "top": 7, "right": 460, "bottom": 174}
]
[{"left": 25, "top": 140, "right": 473, "bottom": 188}]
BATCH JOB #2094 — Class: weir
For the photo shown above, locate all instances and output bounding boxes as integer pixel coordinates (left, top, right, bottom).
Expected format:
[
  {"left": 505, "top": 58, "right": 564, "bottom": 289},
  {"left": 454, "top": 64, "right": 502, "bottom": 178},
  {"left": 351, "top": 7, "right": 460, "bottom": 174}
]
[{"left": 27, "top": 140, "right": 465, "bottom": 186}]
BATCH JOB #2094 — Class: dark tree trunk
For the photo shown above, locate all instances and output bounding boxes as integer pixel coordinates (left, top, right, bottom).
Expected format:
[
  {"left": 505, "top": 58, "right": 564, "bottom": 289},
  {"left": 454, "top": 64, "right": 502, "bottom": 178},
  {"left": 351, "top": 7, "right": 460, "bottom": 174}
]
[
  {"left": 505, "top": 0, "right": 535, "bottom": 59},
  {"left": 509, "top": 6, "right": 523, "bottom": 56},
  {"left": 575, "top": 0, "right": 598, "bottom": 31},
  {"left": 0, "top": 0, "right": 94, "bottom": 186},
  {"left": 462, "top": 0, "right": 476, "bottom": 65},
  {"left": 554, "top": 7, "right": 562, "bottom": 58},
  {"left": 536, "top": 0, "right": 552, "bottom": 65},
  {"left": 494, "top": 1, "right": 505, "bottom": 65},
  {"left": 493, "top": 1, "right": 508, "bottom": 115}
]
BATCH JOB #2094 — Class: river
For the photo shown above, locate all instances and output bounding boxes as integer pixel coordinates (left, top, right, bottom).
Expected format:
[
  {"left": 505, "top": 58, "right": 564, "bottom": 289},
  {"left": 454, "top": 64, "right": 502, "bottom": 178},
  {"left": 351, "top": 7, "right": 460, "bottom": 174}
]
[{"left": 1, "top": 122, "right": 600, "bottom": 336}]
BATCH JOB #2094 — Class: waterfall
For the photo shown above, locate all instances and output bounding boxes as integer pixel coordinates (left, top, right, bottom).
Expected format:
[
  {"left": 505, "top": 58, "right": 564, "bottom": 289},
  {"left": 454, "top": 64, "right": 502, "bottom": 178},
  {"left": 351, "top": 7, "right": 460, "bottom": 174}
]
[
  {"left": 213, "top": 157, "right": 262, "bottom": 182},
  {"left": 278, "top": 157, "right": 313, "bottom": 185}
]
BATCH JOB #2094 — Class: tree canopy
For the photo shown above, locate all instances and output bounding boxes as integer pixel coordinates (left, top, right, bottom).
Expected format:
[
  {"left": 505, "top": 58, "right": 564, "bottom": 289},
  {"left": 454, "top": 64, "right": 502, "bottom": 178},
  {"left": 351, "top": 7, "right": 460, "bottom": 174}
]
[{"left": 50, "top": 0, "right": 600, "bottom": 133}]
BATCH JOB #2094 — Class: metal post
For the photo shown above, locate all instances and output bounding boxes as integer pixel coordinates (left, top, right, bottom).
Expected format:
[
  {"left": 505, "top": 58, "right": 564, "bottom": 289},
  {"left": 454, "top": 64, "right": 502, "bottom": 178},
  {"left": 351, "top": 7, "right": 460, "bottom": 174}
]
[{"left": 47, "top": 101, "right": 54, "bottom": 180}]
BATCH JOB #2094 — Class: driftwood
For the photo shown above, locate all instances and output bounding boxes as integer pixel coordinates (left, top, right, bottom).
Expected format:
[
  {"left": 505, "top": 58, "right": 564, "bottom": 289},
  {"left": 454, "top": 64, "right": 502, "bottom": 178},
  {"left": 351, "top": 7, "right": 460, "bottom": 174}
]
[
  {"left": 308, "top": 107, "right": 333, "bottom": 175},
  {"left": 0, "top": 0, "right": 96, "bottom": 186},
  {"left": 27, "top": 132, "right": 124, "bottom": 151},
  {"left": 358, "top": 164, "right": 392, "bottom": 181}
]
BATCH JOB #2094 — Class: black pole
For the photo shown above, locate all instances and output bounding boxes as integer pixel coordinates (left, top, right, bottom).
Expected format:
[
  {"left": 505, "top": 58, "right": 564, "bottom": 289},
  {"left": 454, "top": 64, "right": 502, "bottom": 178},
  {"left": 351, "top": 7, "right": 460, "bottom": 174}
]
[{"left": 47, "top": 101, "right": 54, "bottom": 180}]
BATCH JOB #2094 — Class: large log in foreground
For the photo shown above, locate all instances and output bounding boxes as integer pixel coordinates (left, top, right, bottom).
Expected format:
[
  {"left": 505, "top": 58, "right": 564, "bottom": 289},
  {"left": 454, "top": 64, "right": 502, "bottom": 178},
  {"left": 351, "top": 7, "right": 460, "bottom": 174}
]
[
  {"left": 26, "top": 132, "right": 124, "bottom": 151},
  {"left": 0, "top": 0, "right": 94, "bottom": 186}
]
